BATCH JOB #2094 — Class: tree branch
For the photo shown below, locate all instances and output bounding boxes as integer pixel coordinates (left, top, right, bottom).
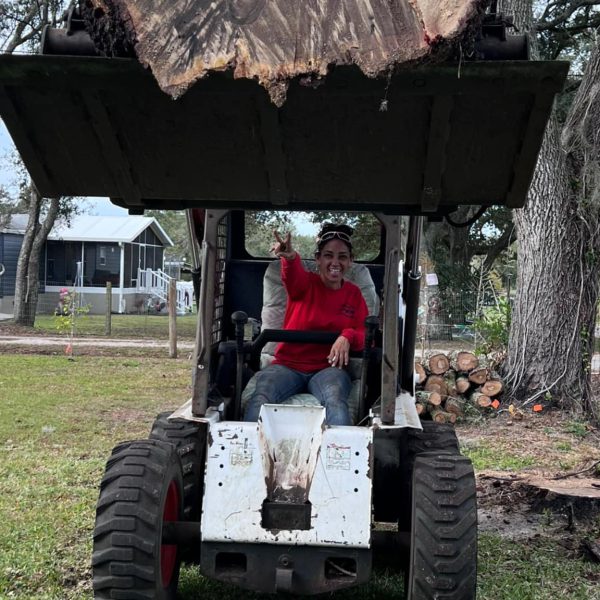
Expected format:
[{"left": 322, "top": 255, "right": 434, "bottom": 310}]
[{"left": 535, "top": 0, "right": 600, "bottom": 31}]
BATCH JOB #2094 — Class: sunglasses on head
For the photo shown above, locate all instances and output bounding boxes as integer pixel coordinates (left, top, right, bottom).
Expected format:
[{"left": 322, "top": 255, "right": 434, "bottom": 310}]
[{"left": 318, "top": 231, "right": 352, "bottom": 244}]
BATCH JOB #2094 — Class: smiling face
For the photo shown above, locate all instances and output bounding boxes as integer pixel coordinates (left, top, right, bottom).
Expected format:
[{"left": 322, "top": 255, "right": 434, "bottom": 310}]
[{"left": 316, "top": 239, "right": 353, "bottom": 289}]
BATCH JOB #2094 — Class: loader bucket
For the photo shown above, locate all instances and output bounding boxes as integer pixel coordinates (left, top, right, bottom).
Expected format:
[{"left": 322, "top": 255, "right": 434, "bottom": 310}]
[{"left": 0, "top": 54, "right": 567, "bottom": 214}]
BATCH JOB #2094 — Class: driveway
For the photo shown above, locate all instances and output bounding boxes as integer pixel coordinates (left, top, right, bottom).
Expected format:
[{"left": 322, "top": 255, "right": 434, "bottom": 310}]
[{"left": 0, "top": 334, "right": 194, "bottom": 349}]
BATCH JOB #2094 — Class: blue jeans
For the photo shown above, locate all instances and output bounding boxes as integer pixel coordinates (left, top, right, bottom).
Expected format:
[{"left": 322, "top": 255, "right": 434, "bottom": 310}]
[{"left": 244, "top": 364, "right": 353, "bottom": 425}]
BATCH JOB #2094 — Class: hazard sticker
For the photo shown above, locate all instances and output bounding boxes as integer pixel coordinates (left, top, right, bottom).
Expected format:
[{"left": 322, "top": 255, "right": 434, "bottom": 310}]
[
  {"left": 229, "top": 438, "right": 253, "bottom": 467},
  {"left": 326, "top": 443, "right": 351, "bottom": 470}
]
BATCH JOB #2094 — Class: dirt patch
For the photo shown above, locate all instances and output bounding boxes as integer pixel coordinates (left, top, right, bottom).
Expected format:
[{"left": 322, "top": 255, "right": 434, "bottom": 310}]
[
  {"left": 457, "top": 409, "right": 600, "bottom": 548},
  {"left": 458, "top": 409, "right": 600, "bottom": 472},
  {"left": 0, "top": 343, "right": 180, "bottom": 359}
]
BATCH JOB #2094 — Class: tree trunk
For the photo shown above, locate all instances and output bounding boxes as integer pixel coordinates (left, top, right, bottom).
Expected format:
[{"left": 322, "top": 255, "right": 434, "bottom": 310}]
[
  {"left": 82, "top": 0, "right": 488, "bottom": 104},
  {"left": 13, "top": 189, "right": 60, "bottom": 326},
  {"left": 501, "top": 0, "right": 600, "bottom": 421}
]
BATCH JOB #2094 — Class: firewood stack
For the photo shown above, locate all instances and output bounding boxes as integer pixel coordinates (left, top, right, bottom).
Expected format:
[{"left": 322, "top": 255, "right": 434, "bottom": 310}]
[{"left": 415, "top": 351, "right": 504, "bottom": 423}]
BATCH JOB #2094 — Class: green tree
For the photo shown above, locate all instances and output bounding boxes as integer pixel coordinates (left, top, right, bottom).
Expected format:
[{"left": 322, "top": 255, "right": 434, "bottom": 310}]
[
  {"left": 1, "top": 0, "right": 77, "bottom": 326},
  {"left": 307, "top": 212, "right": 381, "bottom": 261},
  {"left": 145, "top": 210, "right": 189, "bottom": 261}
]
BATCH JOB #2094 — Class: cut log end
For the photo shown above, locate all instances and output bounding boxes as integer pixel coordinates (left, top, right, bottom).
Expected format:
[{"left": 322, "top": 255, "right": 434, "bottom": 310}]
[
  {"left": 430, "top": 408, "right": 457, "bottom": 424},
  {"left": 471, "top": 392, "right": 492, "bottom": 408},
  {"left": 454, "top": 351, "right": 479, "bottom": 372},
  {"left": 424, "top": 374, "right": 448, "bottom": 396},
  {"left": 82, "top": 0, "right": 490, "bottom": 102},
  {"left": 468, "top": 367, "right": 488, "bottom": 385},
  {"left": 428, "top": 352, "right": 450, "bottom": 375},
  {"left": 455, "top": 376, "right": 470, "bottom": 394},
  {"left": 481, "top": 379, "right": 503, "bottom": 397},
  {"left": 445, "top": 395, "right": 466, "bottom": 416}
]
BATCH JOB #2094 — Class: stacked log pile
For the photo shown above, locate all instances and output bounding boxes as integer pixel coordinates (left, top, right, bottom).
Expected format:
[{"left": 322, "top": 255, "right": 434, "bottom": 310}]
[{"left": 415, "top": 351, "right": 504, "bottom": 423}]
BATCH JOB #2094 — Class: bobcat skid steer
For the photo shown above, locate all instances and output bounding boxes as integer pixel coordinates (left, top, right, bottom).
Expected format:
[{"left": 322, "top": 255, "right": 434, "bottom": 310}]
[{"left": 0, "top": 4, "right": 568, "bottom": 598}]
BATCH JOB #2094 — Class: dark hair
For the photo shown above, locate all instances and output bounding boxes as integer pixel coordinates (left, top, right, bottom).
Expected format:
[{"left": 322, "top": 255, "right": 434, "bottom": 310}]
[{"left": 315, "top": 223, "right": 354, "bottom": 255}]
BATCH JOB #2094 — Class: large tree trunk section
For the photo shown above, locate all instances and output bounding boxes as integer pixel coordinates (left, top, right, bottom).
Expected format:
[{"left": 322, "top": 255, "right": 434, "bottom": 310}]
[
  {"left": 503, "top": 47, "right": 600, "bottom": 420},
  {"left": 82, "top": 0, "right": 488, "bottom": 104},
  {"left": 499, "top": 2, "right": 600, "bottom": 422}
]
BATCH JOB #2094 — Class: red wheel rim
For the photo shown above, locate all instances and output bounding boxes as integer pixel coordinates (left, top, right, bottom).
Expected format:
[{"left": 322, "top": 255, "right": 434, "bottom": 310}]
[{"left": 161, "top": 479, "right": 180, "bottom": 587}]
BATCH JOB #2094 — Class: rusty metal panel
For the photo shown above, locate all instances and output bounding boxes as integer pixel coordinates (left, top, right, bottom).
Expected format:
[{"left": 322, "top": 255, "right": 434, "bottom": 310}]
[{"left": 202, "top": 405, "right": 373, "bottom": 548}]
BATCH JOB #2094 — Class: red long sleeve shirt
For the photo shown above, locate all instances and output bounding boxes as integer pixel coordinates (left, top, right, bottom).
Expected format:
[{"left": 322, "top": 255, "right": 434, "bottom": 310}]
[{"left": 272, "top": 253, "right": 368, "bottom": 373}]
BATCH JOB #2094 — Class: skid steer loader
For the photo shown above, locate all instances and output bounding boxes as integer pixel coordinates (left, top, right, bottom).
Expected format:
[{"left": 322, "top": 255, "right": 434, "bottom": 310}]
[{"left": 0, "top": 4, "right": 568, "bottom": 598}]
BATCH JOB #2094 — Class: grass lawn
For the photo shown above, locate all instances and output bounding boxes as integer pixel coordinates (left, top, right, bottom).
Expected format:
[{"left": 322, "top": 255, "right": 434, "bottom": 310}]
[
  {"left": 0, "top": 354, "right": 598, "bottom": 599},
  {"left": 30, "top": 313, "right": 199, "bottom": 340}
]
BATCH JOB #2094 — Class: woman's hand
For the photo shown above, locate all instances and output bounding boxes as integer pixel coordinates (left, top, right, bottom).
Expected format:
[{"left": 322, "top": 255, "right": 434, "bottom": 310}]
[
  {"left": 327, "top": 335, "right": 350, "bottom": 369},
  {"left": 271, "top": 230, "right": 296, "bottom": 260}
]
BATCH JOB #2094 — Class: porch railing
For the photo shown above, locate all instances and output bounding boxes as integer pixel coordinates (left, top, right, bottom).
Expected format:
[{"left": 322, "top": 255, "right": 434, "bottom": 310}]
[{"left": 137, "top": 268, "right": 194, "bottom": 314}]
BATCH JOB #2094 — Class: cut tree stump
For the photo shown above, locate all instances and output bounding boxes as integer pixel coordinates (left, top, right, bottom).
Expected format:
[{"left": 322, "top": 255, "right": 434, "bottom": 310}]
[{"left": 82, "top": 0, "right": 489, "bottom": 104}]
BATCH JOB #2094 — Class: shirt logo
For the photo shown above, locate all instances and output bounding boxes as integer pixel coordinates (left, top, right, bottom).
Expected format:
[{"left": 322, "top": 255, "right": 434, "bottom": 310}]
[{"left": 340, "top": 303, "right": 356, "bottom": 318}]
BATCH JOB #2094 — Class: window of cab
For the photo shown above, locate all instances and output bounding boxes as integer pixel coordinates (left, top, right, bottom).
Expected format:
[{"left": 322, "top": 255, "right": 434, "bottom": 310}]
[{"left": 244, "top": 211, "right": 382, "bottom": 262}]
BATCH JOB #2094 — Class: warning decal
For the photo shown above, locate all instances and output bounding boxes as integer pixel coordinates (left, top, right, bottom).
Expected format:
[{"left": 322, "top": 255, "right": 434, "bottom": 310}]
[{"left": 326, "top": 443, "right": 351, "bottom": 470}]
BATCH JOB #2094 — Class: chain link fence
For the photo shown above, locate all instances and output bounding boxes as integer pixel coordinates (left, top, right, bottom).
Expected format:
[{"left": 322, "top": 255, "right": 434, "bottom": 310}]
[
  {"left": 417, "top": 284, "right": 600, "bottom": 374},
  {"left": 417, "top": 287, "right": 483, "bottom": 352}
]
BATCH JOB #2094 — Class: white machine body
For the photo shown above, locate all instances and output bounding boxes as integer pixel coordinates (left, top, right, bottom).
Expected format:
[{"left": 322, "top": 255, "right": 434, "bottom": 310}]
[{"left": 201, "top": 404, "right": 373, "bottom": 548}]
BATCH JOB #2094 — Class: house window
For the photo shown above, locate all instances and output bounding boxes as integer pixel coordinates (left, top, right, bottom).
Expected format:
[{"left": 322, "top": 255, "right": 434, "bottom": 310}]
[{"left": 99, "top": 246, "right": 107, "bottom": 266}]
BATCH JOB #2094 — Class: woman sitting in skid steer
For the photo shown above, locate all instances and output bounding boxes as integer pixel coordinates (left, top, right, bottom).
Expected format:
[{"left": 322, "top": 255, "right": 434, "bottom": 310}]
[{"left": 243, "top": 223, "right": 368, "bottom": 425}]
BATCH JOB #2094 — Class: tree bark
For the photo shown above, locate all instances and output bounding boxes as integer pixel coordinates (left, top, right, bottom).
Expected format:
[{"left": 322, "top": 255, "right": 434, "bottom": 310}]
[
  {"left": 13, "top": 189, "right": 60, "bottom": 326},
  {"left": 501, "top": 0, "right": 600, "bottom": 422},
  {"left": 505, "top": 38, "right": 600, "bottom": 420}
]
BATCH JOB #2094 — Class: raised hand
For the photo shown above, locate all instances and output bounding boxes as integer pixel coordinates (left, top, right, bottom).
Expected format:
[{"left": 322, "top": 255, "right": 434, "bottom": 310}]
[{"left": 271, "top": 230, "right": 296, "bottom": 260}]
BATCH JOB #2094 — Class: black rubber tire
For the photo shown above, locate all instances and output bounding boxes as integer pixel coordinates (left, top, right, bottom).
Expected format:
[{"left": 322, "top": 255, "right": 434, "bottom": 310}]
[
  {"left": 406, "top": 453, "right": 478, "bottom": 600},
  {"left": 407, "top": 421, "right": 460, "bottom": 457},
  {"left": 149, "top": 411, "right": 206, "bottom": 522},
  {"left": 399, "top": 422, "right": 461, "bottom": 531},
  {"left": 92, "top": 439, "right": 184, "bottom": 600}
]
